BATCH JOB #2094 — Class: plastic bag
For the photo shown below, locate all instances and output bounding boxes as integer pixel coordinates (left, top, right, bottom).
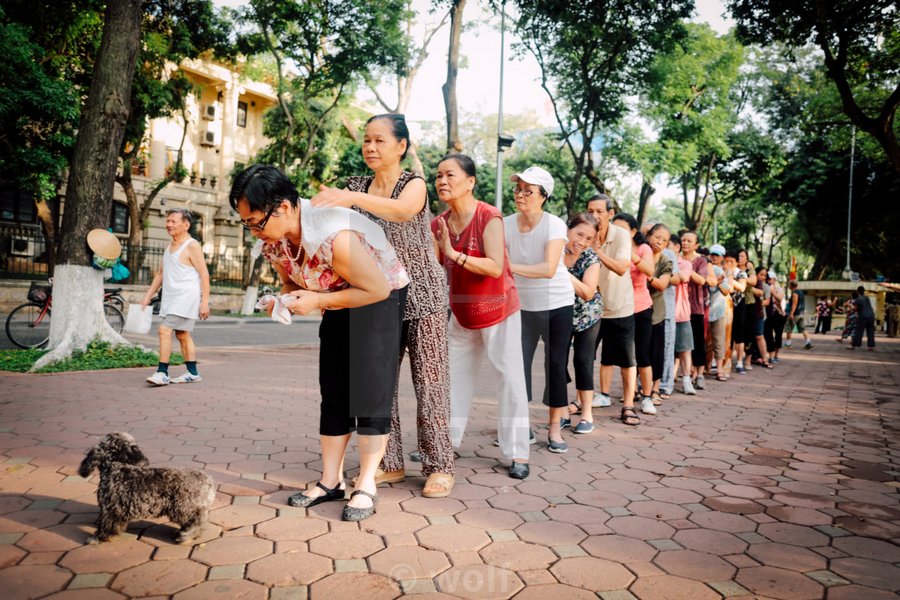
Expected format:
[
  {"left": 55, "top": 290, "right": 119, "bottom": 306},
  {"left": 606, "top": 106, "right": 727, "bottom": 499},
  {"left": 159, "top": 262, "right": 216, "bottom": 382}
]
[{"left": 123, "top": 304, "right": 153, "bottom": 334}]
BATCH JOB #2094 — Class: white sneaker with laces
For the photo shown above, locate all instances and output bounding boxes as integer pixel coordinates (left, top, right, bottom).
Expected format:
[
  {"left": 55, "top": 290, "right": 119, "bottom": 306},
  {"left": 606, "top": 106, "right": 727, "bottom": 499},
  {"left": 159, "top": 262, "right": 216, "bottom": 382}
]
[
  {"left": 695, "top": 375, "right": 705, "bottom": 390},
  {"left": 682, "top": 376, "right": 697, "bottom": 395},
  {"left": 171, "top": 372, "right": 202, "bottom": 384},
  {"left": 592, "top": 392, "right": 612, "bottom": 407},
  {"left": 640, "top": 397, "right": 657, "bottom": 415},
  {"left": 146, "top": 371, "right": 170, "bottom": 386}
]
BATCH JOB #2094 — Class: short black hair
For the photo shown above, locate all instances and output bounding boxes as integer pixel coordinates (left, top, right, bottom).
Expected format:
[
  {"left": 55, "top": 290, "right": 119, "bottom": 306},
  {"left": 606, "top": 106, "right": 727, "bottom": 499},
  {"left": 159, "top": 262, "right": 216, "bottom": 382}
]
[
  {"left": 166, "top": 208, "right": 193, "bottom": 225},
  {"left": 586, "top": 194, "right": 615, "bottom": 212},
  {"left": 725, "top": 250, "right": 738, "bottom": 259},
  {"left": 438, "top": 153, "right": 477, "bottom": 179},
  {"left": 367, "top": 113, "right": 411, "bottom": 161},
  {"left": 857, "top": 285, "right": 865, "bottom": 294},
  {"left": 229, "top": 164, "right": 299, "bottom": 212}
]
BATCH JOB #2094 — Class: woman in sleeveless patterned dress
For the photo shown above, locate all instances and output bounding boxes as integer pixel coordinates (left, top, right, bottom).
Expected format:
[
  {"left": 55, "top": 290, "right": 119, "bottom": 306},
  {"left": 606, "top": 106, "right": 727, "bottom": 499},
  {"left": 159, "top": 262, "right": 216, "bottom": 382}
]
[{"left": 311, "top": 114, "right": 454, "bottom": 498}]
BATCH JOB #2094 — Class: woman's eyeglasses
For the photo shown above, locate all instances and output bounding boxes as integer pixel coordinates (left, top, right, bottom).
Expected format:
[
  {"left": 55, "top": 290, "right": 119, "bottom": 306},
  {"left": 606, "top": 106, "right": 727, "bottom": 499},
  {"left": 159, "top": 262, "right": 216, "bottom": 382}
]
[
  {"left": 513, "top": 187, "right": 537, "bottom": 197},
  {"left": 240, "top": 205, "right": 276, "bottom": 231}
]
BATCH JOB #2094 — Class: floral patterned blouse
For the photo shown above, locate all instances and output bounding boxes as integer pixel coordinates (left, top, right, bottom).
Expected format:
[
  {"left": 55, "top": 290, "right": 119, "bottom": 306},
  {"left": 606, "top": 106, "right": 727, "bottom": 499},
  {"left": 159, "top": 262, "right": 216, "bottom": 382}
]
[
  {"left": 568, "top": 247, "right": 603, "bottom": 332},
  {"left": 261, "top": 199, "right": 409, "bottom": 295}
]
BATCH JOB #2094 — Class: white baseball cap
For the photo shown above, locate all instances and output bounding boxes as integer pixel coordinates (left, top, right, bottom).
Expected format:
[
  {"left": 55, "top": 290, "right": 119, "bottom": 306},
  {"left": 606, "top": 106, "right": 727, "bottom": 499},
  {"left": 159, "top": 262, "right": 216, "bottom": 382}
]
[
  {"left": 709, "top": 244, "right": 726, "bottom": 256},
  {"left": 511, "top": 166, "right": 554, "bottom": 198}
]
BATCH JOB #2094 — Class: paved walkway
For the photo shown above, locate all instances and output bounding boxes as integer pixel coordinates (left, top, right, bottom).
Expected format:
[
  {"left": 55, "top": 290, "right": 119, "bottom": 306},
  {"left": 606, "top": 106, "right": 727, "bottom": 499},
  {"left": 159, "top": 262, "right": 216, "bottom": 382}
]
[{"left": 1, "top": 333, "right": 899, "bottom": 599}]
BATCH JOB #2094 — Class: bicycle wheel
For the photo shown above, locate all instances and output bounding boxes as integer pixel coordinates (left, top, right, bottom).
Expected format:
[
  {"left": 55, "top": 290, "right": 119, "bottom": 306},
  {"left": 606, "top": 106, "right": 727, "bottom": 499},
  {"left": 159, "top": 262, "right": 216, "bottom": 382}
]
[
  {"left": 108, "top": 295, "right": 125, "bottom": 312},
  {"left": 6, "top": 303, "right": 51, "bottom": 349},
  {"left": 103, "top": 303, "right": 125, "bottom": 334}
]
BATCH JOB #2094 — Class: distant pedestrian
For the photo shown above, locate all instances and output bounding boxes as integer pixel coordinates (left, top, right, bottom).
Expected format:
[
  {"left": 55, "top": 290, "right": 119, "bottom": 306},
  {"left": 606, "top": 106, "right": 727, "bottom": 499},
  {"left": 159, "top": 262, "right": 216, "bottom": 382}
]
[
  {"left": 838, "top": 293, "right": 859, "bottom": 343},
  {"left": 706, "top": 244, "right": 731, "bottom": 380},
  {"left": 815, "top": 297, "right": 833, "bottom": 334},
  {"left": 645, "top": 223, "right": 674, "bottom": 401},
  {"left": 141, "top": 209, "right": 210, "bottom": 386},
  {"left": 764, "top": 274, "right": 786, "bottom": 363},
  {"left": 671, "top": 238, "right": 697, "bottom": 395},
  {"left": 849, "top": 286, "right": 876, "bottom": 350},
  {"left": 786, "top": 281, "right": 813, "bottom": 349}
]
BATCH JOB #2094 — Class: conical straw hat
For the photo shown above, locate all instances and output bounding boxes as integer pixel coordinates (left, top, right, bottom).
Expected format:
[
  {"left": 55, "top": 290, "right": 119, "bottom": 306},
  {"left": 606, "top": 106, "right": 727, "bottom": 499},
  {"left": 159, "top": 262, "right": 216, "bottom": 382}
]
[{"left": 87, "top": 229, "right": 122, "bottom": 260}]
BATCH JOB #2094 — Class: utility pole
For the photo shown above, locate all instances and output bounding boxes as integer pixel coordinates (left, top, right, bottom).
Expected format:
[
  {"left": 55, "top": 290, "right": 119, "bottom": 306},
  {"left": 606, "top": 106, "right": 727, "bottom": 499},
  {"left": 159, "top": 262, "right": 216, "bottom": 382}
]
[
  {"left": 494, "top": 0, "right": 507, "bottom": 211},
  {"left": 844, "top": 125, "right": 856, "bottom": 279}
]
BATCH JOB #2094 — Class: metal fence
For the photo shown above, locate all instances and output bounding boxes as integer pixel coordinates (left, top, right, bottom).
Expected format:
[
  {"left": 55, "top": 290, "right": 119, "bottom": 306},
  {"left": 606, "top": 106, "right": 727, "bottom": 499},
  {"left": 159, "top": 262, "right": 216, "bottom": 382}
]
[{"left": 0, "top": 227, "right": 269, "bottom": 288}]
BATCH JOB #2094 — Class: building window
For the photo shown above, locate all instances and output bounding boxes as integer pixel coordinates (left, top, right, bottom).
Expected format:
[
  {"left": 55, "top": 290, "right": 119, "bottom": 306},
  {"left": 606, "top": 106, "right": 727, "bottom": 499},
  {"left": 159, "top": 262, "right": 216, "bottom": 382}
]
[
  {"left": 0, "top": 188, "right": 36, "bottom": 224},
  {"left": 237, "top": 101, "right": 248, "bottom": 128},
  {"left": 110, "top": 202, "right": 129, "bottom": 235},
  {"left": 189, "top": 213, "right": 203, "bottom": 243}
]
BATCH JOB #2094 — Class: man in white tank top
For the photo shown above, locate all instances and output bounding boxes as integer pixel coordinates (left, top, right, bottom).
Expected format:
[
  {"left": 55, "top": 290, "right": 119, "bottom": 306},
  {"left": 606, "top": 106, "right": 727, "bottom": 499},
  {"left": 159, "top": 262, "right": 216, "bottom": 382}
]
[{"left": 140, "top": 209, "right": 210, "bottom": 385}]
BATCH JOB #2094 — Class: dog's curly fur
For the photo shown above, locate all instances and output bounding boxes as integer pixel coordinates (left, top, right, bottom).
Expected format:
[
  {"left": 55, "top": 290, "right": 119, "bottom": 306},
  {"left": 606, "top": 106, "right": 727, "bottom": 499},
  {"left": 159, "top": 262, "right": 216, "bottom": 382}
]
[{"left": 79, "top": 432, "right": 215, "bottom": 544}]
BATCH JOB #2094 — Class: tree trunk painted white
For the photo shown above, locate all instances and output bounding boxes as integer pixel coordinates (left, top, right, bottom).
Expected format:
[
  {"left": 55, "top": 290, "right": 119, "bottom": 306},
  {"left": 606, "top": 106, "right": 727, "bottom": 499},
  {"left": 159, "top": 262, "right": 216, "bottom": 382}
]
[
  {"left": 241, "top": 286, "right": 258, "bottom": 316},
  {"left": 30, "top": 265, "right": 130, "bottom": 372}
]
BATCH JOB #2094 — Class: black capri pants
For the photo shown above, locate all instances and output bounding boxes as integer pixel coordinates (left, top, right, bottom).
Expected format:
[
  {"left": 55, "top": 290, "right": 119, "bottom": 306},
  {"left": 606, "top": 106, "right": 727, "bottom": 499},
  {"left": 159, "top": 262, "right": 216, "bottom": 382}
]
[
  {"left": 634, "top": 307, "right": 653, "bottom": 368},
  {"left": 732, "top": 303, "right": 746, "bottom": 345},
  {"left": 521, "top": 305, "right": 574, "bottom": 408},
  {"left": 319, "top": 287, "right": 406, "bottom": 436},
  {"left": 598, "top": 314, "right": 637, "bottom": 368},
  {"left": 568, "top": 319, "right": 601, "bottom": 391},
  {"left": 650, "top": 320, "right": 667, "bottom": 381},
  {"left": 690, "top": 313, "right": 707, "bottom": 369}
]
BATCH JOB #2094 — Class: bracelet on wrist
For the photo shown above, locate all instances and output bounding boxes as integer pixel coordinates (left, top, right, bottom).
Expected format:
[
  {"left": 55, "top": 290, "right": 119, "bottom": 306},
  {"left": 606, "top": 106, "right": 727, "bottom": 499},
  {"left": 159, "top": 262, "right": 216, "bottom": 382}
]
[{"left": 461, "top": 253, "right": 468, "bottom": 266}]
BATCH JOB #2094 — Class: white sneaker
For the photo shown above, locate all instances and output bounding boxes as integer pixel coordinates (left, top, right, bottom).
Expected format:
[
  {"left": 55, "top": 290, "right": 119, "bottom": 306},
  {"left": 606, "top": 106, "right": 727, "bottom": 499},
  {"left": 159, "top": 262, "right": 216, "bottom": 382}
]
[
  {"left": 171, "top": 372, "right": 202, "bottom": 384},
  {"left": 592, "top": 392, "right": 612, "bottom": 407},
  {"left": 682, "top": 377, "right": 697, "bottom": 395},
  {"left": 695, "top": 375, "right": 706, "bottom": 390},
  {"left": 640, "top": 397, "right": 657, "bottom": 415},
  {"left": 146, "top": 371, "right": 170, "bottom": 386},
  {"left": 784, "top": 340, "right": 793, "bottom": 347}
]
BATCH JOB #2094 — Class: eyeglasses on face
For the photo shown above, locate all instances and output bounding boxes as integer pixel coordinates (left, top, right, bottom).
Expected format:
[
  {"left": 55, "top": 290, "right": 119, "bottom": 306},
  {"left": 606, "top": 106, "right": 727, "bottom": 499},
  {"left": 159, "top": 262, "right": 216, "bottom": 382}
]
[
  {"left": 240, "top": 204, "right": 277, "bottom": 231},
  {"left": 513, "top": 187, "right": 538, "bottom": 197}
]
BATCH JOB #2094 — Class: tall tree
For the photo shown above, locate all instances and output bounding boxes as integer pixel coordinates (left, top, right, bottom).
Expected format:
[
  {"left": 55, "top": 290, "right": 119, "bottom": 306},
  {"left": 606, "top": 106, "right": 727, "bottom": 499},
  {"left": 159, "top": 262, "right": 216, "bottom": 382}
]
[
  {"left": 34, "top": 0, "right": 144, "bottom": 370},
  {"left": 510, "top": 0, "right": 693, "bottom": 217},
  {"left": 116, "top": 0, "right": 233, "bottom": 255},
  {"left": 728, "top": 0, "right": 900, "bottom": 174},
  {"left": 643, "top": 23, "right": 745, "bottom": 231},
  {"left": 442, "top": 0, "right": 465, "bottom": 152},
  {"left": 236, "top": 0, "right": 409, "bottom": 177}
]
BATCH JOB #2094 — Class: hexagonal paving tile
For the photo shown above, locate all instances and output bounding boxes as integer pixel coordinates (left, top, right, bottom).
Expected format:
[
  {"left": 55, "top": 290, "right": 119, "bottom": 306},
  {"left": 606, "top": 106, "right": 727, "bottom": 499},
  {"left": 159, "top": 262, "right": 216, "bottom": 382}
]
[
  {"left": 626, "top": 500, "right": 689, "bottom": 521},
  {"left": 455, "top": 508, "right": 524, "bottom": 530},
  {"left": 42, "top": 589, "right": 126, "bottom": 600},
  {"left": 606, "top": 516, "right": 675, "bottom": 541},
  {"left": 514, "top": 521, "right": 586, "bottom": 546},
  {"left": 508, "top": 583, "right": 596, "bottom": 600},
  {"left": 307, "top": 529, "right": 384, "bottom": 559},
  {"left": 654, "top": 549, "right": 736, "bottom": 581},
  {"left": 0, "top": 564, "right": 72, "bottom": 599},
  {"left": 673, "top": 529, "right": 747, "bottom": 555},
  {"left": 581, "top": 534, "right": 658, "bottom": 562},
  {"left": 829, "top": 557, "right": 900, "bottom": 591},
  {"left": 310, "top": 572, "right": 401, "bottom": 600},
  {"left": 832, "top": 536, "right": 900, "bottom": 563},
  {"left": 550, "top": 556, "right": 634, "bottom": 592},
  {"left": 111, "top": 559, "right": 206, "bottom": 597},
  {"left": 417, "top": 524, "right": 491, "bottom": 553},
  {"left": 174, "top": 579, "right": 268, "bottom": 600},
  {"left": 629, "top": 574, "right": 720, "bottom": 600},
  {"left": 245, "top": 550, "right": 332, "bottom": 586},
  {"left": 208, "top": 504, "right": 276, "bottom": 530},
  {"left": 402, "top": 497, "right": 466, "bottom": 517},
  {"left": 59, "top": 539, "right": 154, "bottom": 573},
  {"left": 369, "top": 546, "right": 451, "bottom": 579},
  {"left": 687, "top": 510, "right": 756, "bottom": 533},
  {"left": 757, "top": 522, "right": 829, "bottom": 547},
  {"left": 735, "top": 566, "right": 824, "bottom": 600},
  {"left": 191, "top": 535, "right": 272, "bottom": 566},
  {"left": 480, "top": 541, "right": 556, "bottom": 571},
  {"left": 435, "top": 564, "right": 523, "bottom": 599},
  {"left": 255, "top": 515, "right": 329, "bottom": 542},
  {"left": 746, "top": 542, "right": 827, "bottom": 572}
]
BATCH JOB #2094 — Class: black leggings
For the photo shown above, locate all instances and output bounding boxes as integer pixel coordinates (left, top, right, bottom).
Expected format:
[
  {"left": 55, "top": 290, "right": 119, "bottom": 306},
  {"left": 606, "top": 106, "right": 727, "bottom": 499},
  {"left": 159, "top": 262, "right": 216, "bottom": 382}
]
[
  {"left": 650, "top": 320, "right": 667, "bottom": 381},
  {"left": 319, "top": 287, "right": 406, "bottom": 436},
  {"left": 568, "top": 320, "right": 601, "bottom": 391},
  {"left": 521, "top": 306, "right": 574, "bottom": 408},
  {"left": 690, "top": 313, "right": 706, "bottom": 368},
  {"left": 765, "top": 312, "right": 786, "bottom": 353},
  {"left": 634, "top": 307, "right": 653, "bottom": 368}
]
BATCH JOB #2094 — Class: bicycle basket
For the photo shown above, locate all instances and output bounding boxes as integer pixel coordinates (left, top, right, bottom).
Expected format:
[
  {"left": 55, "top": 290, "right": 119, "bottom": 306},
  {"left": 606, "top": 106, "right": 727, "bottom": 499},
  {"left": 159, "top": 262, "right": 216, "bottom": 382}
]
[{"left": 27, "top": 282, "right": 51, "bottom": 303}]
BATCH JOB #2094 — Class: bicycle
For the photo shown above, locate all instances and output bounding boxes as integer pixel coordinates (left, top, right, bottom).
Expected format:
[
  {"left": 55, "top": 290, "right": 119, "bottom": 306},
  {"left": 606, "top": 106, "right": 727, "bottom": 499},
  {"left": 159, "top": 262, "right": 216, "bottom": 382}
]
[{"left": 5, "top": 281, "right": 126, "bottom": 349}]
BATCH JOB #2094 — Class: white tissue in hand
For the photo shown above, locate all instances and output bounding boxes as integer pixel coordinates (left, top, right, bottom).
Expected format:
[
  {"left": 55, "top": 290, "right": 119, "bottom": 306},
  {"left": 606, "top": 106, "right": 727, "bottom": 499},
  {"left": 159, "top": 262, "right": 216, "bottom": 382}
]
[{"left": 255, "top": 294, "right": 295, "bottom": 324}]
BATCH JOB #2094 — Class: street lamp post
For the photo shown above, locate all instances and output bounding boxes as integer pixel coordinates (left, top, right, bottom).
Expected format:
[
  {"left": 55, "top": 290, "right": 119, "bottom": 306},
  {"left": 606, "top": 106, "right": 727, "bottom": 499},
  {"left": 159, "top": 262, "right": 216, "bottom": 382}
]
[
  {"left": 843, "top": 125, "right": 856, "bottom": 279},
  {"left": 494, "top": 0, "right": 507, "bottom": 211}
]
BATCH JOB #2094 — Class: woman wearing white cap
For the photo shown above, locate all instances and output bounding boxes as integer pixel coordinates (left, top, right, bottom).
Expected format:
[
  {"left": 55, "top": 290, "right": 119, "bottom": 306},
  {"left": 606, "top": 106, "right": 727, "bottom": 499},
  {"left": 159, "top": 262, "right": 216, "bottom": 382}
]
[
  {"left": 706, "top": 244, "right": 732, "bottom": 380},
  {"left": 504, "top": 166, "right": 575, "bottom": 454}
]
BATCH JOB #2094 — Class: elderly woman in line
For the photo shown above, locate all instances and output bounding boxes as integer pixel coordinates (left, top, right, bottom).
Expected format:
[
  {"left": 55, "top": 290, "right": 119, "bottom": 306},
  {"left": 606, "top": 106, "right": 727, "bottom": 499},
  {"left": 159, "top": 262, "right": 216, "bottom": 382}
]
[
  {"left": 431, "top": 154, "right": 531, "bottom": 480},
  {"left": 312, "top": 114, "right": 453, "bottom": 498},
  {"left": 230, "top": 164, "right": 408, "bottom": 522},
  {"left": 504, "top": 166, "right": 575, "bottom": 454}
]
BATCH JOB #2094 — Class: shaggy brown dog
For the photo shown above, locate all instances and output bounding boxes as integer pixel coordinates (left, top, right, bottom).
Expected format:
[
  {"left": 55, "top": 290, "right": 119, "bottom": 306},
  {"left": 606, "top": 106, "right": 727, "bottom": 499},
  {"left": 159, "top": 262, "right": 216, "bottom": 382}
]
[{"left": 79, "top": 432, "right": 215, "bottom": 543}]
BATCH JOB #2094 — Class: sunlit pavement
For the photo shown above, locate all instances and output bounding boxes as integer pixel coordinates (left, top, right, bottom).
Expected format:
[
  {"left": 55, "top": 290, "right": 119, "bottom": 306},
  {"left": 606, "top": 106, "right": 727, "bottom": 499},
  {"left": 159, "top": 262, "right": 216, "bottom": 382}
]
[{"left": 1, "top": 333, "right": 898, "bottom": 599}]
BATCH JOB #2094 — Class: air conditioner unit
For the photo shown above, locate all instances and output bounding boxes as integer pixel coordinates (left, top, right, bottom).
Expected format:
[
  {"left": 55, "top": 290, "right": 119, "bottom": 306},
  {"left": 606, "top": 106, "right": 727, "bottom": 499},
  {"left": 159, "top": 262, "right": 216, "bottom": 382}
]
[
  {"left": 10, "top": 236, "right": 35, "bottom": 257},
  {"left": 200, "top": 128, "right": 220, "bottom": 147},
  {"left": 202, "top": 103, "right": 219, "bottom": 121}
]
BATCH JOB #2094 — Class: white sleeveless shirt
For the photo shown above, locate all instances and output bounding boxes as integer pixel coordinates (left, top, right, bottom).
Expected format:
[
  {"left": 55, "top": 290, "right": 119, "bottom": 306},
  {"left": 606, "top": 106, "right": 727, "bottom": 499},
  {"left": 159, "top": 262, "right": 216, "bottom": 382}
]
[{"left": 159, "top": 237, "right": 201, "bottom": 319}]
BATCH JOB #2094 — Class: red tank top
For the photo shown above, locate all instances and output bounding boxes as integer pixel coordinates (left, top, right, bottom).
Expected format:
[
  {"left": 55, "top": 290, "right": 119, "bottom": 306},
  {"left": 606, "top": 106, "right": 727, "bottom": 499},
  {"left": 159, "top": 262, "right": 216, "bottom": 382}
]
[{"left": 431, "top": 202, "right": 520, "bottom": 329}]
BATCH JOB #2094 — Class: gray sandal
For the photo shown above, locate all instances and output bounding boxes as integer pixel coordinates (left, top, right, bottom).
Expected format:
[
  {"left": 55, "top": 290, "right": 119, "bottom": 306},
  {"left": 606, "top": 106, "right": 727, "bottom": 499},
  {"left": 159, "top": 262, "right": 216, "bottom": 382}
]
[{"left": 341, "top": 489, "right": 378, "bottom": 521}]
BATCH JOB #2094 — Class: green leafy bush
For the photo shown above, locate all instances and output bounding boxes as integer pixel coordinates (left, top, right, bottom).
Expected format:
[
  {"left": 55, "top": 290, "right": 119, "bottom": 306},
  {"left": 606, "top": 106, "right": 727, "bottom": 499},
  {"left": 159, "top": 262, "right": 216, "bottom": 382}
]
[{"left": 0, "top": 341, "right": 183, "bottom": 373}]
